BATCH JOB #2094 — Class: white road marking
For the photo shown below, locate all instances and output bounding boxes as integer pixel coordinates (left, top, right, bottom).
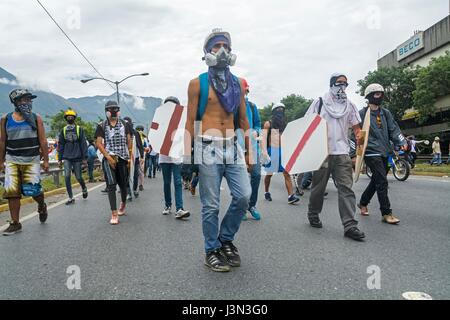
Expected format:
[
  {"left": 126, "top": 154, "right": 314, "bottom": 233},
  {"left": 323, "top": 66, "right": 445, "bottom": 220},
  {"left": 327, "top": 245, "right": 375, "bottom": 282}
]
[
  {"left": 0, "top": 184, "right": 105, "bottom": 231},
  {"left": 402, "top": 291, "right": 433, "bottom": 300}
]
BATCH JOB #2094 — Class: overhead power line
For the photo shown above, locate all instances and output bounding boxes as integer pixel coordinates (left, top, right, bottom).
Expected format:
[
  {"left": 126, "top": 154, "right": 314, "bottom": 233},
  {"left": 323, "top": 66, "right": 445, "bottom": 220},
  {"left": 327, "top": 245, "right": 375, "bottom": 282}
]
[{"left": 35, "top": 0, "right": 139, "bottom": 120}]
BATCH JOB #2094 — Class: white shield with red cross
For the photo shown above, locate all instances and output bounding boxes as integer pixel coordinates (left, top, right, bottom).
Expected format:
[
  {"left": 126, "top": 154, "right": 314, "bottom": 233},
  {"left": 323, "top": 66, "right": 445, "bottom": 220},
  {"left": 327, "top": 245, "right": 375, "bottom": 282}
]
[
  {"left": 147, "top": 102, "right": 186, "bottom": 158},
  {"left": 281, "top": 114, "right": 328, "bottom": 175}
]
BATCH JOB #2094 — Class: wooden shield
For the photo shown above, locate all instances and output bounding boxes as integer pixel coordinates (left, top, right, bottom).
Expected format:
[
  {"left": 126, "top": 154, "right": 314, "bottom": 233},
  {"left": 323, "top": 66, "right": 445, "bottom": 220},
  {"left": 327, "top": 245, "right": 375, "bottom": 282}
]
[{"left": 354, "top": 108, "right": 371, "bottom": 183}]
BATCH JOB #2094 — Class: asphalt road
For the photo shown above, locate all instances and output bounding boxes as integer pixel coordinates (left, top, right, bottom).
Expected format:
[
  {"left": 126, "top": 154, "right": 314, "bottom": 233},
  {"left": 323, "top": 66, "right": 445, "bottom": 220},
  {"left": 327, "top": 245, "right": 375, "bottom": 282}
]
[{"left": 0, "top": 173, "right": 449, "bottom": 300}]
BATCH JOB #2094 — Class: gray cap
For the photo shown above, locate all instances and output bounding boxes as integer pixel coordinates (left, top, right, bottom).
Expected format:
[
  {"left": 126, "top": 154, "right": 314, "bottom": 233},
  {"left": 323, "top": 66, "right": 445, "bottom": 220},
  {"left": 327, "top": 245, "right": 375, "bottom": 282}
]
[{"left": 105, "top": 100, "right": 119, "bottom": 109}]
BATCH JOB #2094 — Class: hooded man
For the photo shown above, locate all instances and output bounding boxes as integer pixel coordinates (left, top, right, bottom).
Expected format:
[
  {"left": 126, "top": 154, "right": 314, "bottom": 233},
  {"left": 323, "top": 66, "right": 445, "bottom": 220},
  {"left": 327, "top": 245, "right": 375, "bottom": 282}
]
[
  {"left": 1, "top": 89, "right": 49, "bottom": 235},
  {"left": 184, "top": 28, "right": 251, "bottom": 272},
  {"left": 304, "top": 73, "right": 366, "bottom": 241}
]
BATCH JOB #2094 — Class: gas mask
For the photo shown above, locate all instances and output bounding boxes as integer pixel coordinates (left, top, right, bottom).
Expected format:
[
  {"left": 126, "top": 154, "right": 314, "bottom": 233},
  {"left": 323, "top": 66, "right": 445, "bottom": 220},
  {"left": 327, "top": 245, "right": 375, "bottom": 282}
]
[
  {"left": 106, "top": 108, "right": 120, "bottom": 119},
  {"left": 367, "top": 93, "right": 384, "bottom": 106},
  {"left": 66, "top": 116, "right": 75, "bottom": 125},
  {"left": 204, "top": 47, "right": 237, "bottom": 68}
]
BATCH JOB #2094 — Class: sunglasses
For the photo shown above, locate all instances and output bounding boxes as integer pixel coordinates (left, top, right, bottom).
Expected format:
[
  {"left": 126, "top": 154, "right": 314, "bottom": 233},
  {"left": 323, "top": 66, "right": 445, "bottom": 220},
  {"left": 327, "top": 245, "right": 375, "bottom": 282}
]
[{"left": 335, "top": 81, "right": 349, "bottom": 87}]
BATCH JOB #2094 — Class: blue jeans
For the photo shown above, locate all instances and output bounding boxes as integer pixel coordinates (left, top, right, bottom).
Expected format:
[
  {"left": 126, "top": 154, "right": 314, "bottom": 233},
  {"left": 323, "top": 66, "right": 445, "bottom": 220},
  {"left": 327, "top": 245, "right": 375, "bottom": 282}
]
[
  {"left": 249, "top": 155, "right": 261, "bottom": 208},
  {"left": 431, "top": 153, "right": 442, "bottom": 165},
  {"left": 191, "top": 175, "right": 199, "bottom": 188},
  {"left": 161, "top": 163, "right": 183, "bottom": 210},
  {"left": 64, "top": 159, "right": 86, "bottom": 199},
  {"left": 197, "top": 140, "right": 251, "bottom": 253},
  {"left": 148, "top": 155, "right": 158, "bottom": 177}
]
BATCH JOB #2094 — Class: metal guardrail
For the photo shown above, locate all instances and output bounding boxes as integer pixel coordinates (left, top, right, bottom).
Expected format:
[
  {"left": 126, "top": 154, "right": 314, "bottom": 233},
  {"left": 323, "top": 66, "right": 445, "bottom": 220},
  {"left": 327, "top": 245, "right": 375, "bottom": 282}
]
[{"left": 0, "top": 160, "right": 101, "bottom": 188}]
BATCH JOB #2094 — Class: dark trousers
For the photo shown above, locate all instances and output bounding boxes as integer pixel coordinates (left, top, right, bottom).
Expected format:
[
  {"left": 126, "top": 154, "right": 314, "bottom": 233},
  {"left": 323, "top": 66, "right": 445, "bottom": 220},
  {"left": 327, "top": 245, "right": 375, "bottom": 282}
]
[
  {"left": 249, "top": 156, "right": 261, "bottom": 208},
  {"left": 360, "top": 156, "right": 392, "bottom": 216},
  {"left": 102, "top": 157, "right": 129, "bottom": 211},
  {"left": 64, "top": 160, "right": 87, "bottom": 199},
  {"left": 148, "top": 155, "right": 158, "bottom": 177},
  {"left": 87, "top": 158, "right": 95, "bottom": 181}
]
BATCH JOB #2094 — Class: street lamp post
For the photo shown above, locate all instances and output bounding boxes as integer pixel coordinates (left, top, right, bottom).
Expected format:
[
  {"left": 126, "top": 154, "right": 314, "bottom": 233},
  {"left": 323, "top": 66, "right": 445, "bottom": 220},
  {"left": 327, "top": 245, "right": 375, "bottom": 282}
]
[{"left": 81, "top": 72, "right": 149, "bottom": 105}]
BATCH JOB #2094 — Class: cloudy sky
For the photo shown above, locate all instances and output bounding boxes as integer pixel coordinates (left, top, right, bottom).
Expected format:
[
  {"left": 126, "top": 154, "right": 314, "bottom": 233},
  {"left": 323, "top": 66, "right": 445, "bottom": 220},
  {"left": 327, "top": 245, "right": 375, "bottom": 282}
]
[{"left": 0, "top": 0, "right": 448, "bottom": 110}]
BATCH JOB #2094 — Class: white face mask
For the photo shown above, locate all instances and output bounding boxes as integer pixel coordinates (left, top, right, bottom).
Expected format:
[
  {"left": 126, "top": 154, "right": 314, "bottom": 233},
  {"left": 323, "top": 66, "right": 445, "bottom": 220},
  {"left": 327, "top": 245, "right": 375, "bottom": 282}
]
[{"left": 204, "top": 47, "right": 237, "bottom": 68}]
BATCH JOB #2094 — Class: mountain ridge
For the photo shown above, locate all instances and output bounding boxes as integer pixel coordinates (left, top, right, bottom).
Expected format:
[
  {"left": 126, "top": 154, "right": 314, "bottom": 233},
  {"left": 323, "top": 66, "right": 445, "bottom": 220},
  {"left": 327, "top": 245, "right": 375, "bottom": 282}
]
[{"left": 0, "top": 67, "right": 161, "bottom": 128}]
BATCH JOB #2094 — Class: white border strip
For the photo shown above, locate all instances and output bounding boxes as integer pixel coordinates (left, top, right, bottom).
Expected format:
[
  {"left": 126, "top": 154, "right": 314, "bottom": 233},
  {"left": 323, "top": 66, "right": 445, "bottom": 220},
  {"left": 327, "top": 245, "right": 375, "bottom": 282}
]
[{"left": 0, "top": 183, "right": 105, "bottom": 231}]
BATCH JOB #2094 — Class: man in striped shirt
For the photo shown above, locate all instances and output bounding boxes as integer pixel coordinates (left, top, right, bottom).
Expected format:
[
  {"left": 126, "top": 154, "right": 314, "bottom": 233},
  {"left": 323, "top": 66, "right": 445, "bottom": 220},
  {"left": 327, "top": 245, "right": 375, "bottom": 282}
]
[{"left": 0, "top": 89, "right": 49, "bottom": 236}]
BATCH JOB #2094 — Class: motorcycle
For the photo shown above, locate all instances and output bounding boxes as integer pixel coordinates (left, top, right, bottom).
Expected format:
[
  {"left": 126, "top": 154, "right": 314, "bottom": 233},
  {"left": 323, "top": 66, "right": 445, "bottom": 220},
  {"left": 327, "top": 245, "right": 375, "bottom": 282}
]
[{"left": 366, "top": 151, "right": 411, "bottom": 182}]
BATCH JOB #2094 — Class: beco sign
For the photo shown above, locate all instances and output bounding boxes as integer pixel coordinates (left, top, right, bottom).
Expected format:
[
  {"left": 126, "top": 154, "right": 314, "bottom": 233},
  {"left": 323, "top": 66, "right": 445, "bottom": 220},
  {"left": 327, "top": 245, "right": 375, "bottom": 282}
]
[{"left": 397, "top": 32, "right": 424, "bottom": 61}]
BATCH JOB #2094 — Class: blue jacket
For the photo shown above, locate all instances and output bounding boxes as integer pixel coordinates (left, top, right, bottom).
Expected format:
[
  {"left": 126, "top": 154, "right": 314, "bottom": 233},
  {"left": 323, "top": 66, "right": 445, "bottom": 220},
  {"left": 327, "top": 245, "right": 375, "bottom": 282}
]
[
  {"left": 246, "top": 98, "right": 261, "bottom": 132},
  {"left": 239, "top": 98, "right": 261, "bottom": 156},
  {"left": 359, "top": 107, "right": 406, "bottom": 157},
  {"left": 87, "top": 145, "right": 97, "bottom": 160}
]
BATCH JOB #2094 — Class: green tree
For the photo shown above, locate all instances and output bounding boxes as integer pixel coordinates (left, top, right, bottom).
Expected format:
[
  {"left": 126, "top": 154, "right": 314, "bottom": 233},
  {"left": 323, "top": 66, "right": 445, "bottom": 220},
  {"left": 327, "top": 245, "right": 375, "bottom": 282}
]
[
  {"left": 357, "top": 66, "right": 418, "bottom": 122},
  {"left": 281, "top": 94, "right": 313, "bottom": 122},
  {"left": 45, "top": 109, "right": 97, "bottom": 142},
  {"left": 259, "top": 94, "right": 313, "bottom": 124},
  {"left": 413, "top": 51, "right": 450, "bottom": 123}
]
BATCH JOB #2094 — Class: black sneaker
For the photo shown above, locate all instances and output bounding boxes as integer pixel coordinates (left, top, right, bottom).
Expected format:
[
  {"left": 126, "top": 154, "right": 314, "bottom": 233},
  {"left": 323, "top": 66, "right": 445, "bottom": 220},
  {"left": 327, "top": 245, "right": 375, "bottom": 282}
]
[
  {"left": 101, "top": 188, "right": 108, "bottom": 193},
  {"left": 309, "top": 217, "right": 323, "bottom": 228},
  {"left": 139, "top": 185, "right": 144, "bottom": 191},
  {"left": 3, "top": 222, "right": 22, "bottom": 236},
  {"left": 82, "top": 189, "right": 88, "bottom": 199},
  {"left": 219, "top": 241, "right": 241, "bottom": 267},
  {"left": 65, "top": 198, "right": 75, "bottom": 206},
  {"left": 288, "top": 194, "right": 300, "bottom": 204},
  {"left": 205, "top": 250, "right": 231, "bottom": 272},
  {"left": 264, "top": 192, "right": 272, "bottom": 202},
  {"left": 345, "top": 227, "right": 366, "bottom": 241},
  {"left": 133, "top": 191, "right": 139, "bottom": 198},
  {"left": 38, "top": 203, "right": 48, "bottom": 223}
]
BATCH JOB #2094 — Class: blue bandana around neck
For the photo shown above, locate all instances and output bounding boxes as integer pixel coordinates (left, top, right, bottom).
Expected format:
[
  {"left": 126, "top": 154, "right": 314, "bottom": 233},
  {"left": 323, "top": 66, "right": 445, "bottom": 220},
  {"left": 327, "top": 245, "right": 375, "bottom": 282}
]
[{"left": 208, "top": 67, "right": 241, "bottom": 114}]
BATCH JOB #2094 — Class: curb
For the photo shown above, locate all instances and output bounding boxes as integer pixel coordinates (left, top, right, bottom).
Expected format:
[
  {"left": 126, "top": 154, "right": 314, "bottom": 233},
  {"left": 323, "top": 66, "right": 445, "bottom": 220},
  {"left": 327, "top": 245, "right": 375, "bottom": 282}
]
[{"left": 411, "top": 172, "right": 450, "bottom": 178}]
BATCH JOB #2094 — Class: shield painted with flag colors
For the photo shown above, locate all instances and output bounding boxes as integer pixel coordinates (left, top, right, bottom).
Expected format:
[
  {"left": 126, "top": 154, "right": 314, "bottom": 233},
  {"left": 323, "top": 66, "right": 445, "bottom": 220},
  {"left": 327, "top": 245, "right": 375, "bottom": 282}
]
[
  {"left": 281, "top": 114, "right": 328, "bottom": 175},
  {"left": 148, "top": 102, "right": 186, "bottom": 158}
]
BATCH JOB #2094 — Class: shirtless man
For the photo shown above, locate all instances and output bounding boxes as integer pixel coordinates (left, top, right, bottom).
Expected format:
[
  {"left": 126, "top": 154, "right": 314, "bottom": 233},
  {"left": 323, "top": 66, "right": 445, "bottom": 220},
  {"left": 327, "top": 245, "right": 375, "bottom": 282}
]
[{"left": 185, "top": 28, "right": 252, "bottom": 272}]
